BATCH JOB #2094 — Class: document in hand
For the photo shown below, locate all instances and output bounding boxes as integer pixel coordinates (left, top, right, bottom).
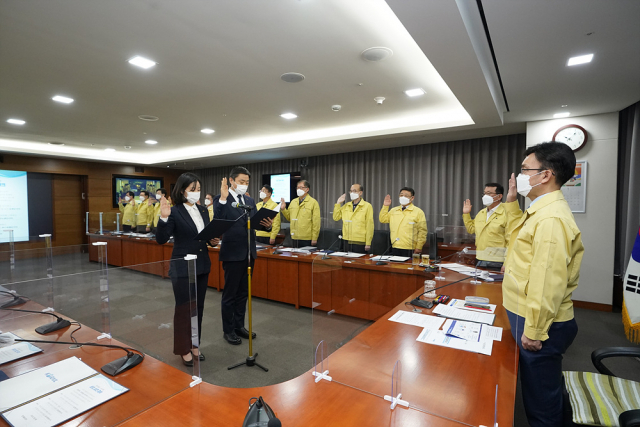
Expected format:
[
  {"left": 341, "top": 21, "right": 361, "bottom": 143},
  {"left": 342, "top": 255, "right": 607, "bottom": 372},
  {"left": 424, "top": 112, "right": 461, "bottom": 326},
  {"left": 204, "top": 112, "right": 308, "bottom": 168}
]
[
  {"left": 195, "top": 218, "right": 237, "bottom": 241},
  {"left": 251, "top": 208, "right": 279, "bottom": 232},
  {"left": 0, "top": 356, "right": 128, "bottom": 427}
]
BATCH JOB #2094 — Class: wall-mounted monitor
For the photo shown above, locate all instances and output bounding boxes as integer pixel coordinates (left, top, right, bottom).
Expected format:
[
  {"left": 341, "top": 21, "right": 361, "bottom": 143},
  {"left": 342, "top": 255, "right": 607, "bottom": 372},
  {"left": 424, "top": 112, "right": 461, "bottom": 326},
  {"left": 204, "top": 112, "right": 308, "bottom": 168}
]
[
  {"left": 260, "top": 172, "right": 301, "bottom": 205},
  {"left": 112, "top": 175, "right": 164, "bottom": 208}
]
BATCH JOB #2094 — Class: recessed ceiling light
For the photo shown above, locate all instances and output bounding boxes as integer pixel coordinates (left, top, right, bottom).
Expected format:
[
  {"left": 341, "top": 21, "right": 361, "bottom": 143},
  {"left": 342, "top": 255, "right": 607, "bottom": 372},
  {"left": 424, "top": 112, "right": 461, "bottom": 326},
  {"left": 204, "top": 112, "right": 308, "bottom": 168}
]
[
  {"left": 405, "top": 88, "right": 425, "bottom": 97},
  {"left": 553, "top": 112, "right": 570, "bottom": 118},
  {"left": 201, "top": 128, "right": 215, "bottom": 134},
  {"left": 281, "top": 72, "right": 305, "bottom": 83},
  {"left": 145, "top": 140, "right": 158, "bottom": 145},
  {"left": 48, "top": 142, "right": 65, "bottom": 146},
  {"left": 104, "top": 148, "right": 116, "bottom": 152},
  {"left": 561, "top": 105, "right": 568, "bottom": 108},
  {"left": 128, "top": 56, "right": 157, "bottom": 69},
  {"left": 361, "top": 47, "right": 393, "bottom": 62},
  {"left": 138, "top": 115, "right": 159, "bottom": 121},
  {"left": 567, "top": 54, "right": 593, "bottom": 66},
  {"left": 52, "top": 95, "right": 74, "bottom": 104},
  {"left": 280, "top": 113, "right": 297, "bottom": 120},
  {"left": 6, "top": 118, "right": 25, "bottom": 125}
]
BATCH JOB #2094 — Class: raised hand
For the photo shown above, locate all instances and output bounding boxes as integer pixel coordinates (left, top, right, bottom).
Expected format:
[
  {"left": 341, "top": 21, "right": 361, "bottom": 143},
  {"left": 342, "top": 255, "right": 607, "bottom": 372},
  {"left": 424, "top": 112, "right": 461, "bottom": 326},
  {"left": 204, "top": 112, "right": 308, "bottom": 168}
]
[
  {"left": 220, "top": 177, "right": 229, "bottom": 201},
  {"left": 280, "top": 198, "right": 286, "bottom": 211},
  {"left": 337, "top": 193, "right": 346, "bottom": 204},
  {"left": 383, "top": 194, "right": 392, "bottom": 206},
  {"left": 506, "top": 172, "right": 517, "bottom": 203},
  {"left": 160, "top": 196, "right": 171, "bottom": 218},
  {"left": 463, "top": 199, "right": 472, "bottom": 214}
]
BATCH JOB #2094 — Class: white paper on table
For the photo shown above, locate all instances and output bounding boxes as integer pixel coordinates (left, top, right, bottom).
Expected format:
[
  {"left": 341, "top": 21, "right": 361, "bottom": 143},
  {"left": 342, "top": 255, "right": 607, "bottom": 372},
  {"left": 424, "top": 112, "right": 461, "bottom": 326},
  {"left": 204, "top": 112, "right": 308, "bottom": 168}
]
[
  {"left": 2, "top": 373, "right": 128, "bottom": 427},
  {"left": 277, "top": 247, "right": 293, "bottom": 252},
  {"left": 388, "top": 310, "right": 446, "bottom": 329},
  {"left": 389, "top": 256, "right": 410, "bottom": 262},
  {"left": 330, "top": 252, "right": 349, "bottom": 256},
  {"left": 343, "top": 252, "right": 365, "bottom": 258},
  {"left": 370, "top": 255, "right": 391, "bottom": 261},
  {"left": 417, "top": 329, "right": 493, "bottom": 356},
  {"left": 444, "top": 319, "right": 482, "bottom": 342},
  {"left": 432, "top": 304, "right": 495, "bottom": 325},
  {"left": 0, "top": 356, "right": 97, "bottom": 412},
  {"left": 480, "top": 325, "right": 503, "bottom": 341},
  {"left": 448, "top": 299, "right": 497, "bottom": 314},
  {"left": 0, "top": 333, "right": 43, "bottom": 366}
]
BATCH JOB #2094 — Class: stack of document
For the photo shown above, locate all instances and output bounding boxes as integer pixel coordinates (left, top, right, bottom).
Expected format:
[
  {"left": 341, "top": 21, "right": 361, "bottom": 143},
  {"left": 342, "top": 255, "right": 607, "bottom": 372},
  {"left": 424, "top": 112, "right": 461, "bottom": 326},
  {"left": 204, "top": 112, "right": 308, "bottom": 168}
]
[
  {"left": 447, "top": 298, "right": 497, "bottom": 314},
  {"left": 0, "top": 332, "right": 42, "bottom": 365},
  {"left": 371, "top": 255, "right": 410, "bottom": 262},
  {"left": 329, "top": 252, "right": 366, "bottom": 258},
  {"left": 0, "top": 357, "right": 128, "bottom": 427},
  {"left": 432, "top": 303, "right": 496, "bottom": 325}
]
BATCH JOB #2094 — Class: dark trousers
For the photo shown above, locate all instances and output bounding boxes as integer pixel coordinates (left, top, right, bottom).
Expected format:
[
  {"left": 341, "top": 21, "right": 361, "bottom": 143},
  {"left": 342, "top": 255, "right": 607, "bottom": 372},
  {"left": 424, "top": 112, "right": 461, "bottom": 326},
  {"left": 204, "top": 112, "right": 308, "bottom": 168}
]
[
  {"left": 123, "top": 225, "right": 133, "bottom": 232},
  {"left": 221, "top": 258, "right": 255, "bottom": 334},
  {"left": 255, "top": 236, "right": 271, "bottom": 245},
  {"left": 171, "top": 272, "right": 209, "bottom": 355},
  {"left": 391, "top": 248, "right": 413, "bottom": 258},
  {"left": 341, "top": 241, "right": 366, "bottom": 254},
  {"left": 292, "top": 239, "right": 312, "bottom": 248},
  {"left": 507, "top": 310, "right": 578, "bottom": 427}
]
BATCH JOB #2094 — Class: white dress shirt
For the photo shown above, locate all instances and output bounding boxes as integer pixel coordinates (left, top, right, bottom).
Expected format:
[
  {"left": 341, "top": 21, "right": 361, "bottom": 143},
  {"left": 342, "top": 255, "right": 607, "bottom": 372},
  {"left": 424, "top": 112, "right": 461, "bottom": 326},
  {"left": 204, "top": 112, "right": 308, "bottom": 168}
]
[
  {"left": 160, "top": 203, "right": 205, "bottom": 233},
  {"left": 487, "top": 202, "right": 502, "bottom": 221},
  {"left": 218, "top": 189, "right": 244, "bottom": 205}
]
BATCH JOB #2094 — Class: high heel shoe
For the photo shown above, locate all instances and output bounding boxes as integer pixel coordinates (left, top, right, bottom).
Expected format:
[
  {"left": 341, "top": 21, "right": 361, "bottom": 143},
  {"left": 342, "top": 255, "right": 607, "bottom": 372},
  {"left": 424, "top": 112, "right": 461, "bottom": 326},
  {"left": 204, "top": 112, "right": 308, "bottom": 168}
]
[
  {"left": 181, "top": 353, "right": 194, "bottom": 367},
  {"left": 192, "top": 351, "right": 205, "bottom": 361}
]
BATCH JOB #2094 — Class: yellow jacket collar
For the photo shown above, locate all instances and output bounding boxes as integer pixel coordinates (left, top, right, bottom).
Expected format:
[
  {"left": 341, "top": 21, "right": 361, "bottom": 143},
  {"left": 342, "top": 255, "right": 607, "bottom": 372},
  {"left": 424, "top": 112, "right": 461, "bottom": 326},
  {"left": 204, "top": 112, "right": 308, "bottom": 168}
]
[{"left": 526, "top": 190, "right": 565, "bottom": 214}]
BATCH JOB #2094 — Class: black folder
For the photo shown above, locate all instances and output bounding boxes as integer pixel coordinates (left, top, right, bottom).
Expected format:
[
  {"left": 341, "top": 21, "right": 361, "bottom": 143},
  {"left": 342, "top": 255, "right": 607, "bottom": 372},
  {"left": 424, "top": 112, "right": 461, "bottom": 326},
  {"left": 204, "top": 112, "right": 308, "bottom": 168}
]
[
  {"left": 195, "top": 218, "right": 238, "bottom": 241},
  {"left": 251, "top": 208, "right": 279, "bottom": 231}
]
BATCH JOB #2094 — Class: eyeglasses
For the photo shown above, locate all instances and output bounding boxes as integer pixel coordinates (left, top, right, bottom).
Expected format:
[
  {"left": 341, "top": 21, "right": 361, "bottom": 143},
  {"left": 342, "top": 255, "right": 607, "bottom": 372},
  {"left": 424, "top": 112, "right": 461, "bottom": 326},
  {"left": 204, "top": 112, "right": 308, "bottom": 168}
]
[
  {"left": 482, "top": 192, "right": 497, "bottom": 196},
  {"left": 520, "top": 168, "right": 545, "bottom": 174}
]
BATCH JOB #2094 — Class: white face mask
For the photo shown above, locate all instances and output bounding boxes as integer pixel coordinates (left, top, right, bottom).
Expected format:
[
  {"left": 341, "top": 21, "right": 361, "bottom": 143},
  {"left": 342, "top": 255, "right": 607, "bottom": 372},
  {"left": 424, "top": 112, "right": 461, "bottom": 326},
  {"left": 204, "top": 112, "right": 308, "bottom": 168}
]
[
  {"left": 399, "top": 196, "right": 411, "bottom": 206},
  {"left": 482, "top": 194, "right": 495, "bottom": 206},
  {"left": 297, "top": 188, "right": 306, "bottom": 197},
  {"left": 139, "top": 195, "right": 145, "bottom": 201},
  {"left": 516, "top": 171, "right": 544, "bottom": 197},
  {"left": 349, "top": 192, "right": 360, "bottom": 201},
  {"left": 234, "top": 184, "right": 248, "bottom": 196},
  {"left": 259, "top": 191, "right": 267, "bottom": 200},
  {"left": 186, "top": 191, "right": 200, "bottom": 204},
  {"left": 125, "top": 196, "right": 131, "bottom": 201},
  {"left": 156, "top": 193, "right": 162, "bottom": 199},
  {"left": 204, "top": 199, "right": 211, "bottom": 206}
]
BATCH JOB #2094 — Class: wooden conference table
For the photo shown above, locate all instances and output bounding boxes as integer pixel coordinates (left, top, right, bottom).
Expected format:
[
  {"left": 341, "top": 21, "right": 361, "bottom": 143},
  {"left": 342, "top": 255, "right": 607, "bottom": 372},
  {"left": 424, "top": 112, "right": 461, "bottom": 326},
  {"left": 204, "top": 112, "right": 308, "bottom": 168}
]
[{"left": 0, "top": 263, "right": 517, "bottom": 427}]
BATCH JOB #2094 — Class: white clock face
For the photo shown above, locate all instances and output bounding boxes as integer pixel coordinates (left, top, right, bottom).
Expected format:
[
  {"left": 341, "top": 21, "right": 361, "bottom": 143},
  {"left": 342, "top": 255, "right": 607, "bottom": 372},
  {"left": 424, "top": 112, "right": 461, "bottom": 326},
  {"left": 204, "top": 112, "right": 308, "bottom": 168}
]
[{"left": 555, "top": 127, "right": 586, "bottom": 150}]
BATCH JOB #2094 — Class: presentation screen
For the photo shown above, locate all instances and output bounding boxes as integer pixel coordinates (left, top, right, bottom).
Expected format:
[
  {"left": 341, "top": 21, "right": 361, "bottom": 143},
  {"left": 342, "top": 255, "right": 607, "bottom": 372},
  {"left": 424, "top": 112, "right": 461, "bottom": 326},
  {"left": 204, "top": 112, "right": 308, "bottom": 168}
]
[
  {"left": 112, "top": 175, "right": 164, "bottom": 208},
  {"left": 0, "top": 170, "right": 30, "bottom": 242},
  {"left": 261, "top": 172, "right": 300, "bottom": 204}
]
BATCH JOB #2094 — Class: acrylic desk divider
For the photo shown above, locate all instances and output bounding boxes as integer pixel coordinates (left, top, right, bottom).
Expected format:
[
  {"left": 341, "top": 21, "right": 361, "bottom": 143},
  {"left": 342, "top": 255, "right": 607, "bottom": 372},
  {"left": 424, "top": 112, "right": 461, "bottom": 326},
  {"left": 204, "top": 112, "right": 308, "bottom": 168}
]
[
  {"left": 383, "top": 360, "right": 409, "bottom": 409},
  {"left": 312, "top": 340, "right": 331, "bottom": 383}
]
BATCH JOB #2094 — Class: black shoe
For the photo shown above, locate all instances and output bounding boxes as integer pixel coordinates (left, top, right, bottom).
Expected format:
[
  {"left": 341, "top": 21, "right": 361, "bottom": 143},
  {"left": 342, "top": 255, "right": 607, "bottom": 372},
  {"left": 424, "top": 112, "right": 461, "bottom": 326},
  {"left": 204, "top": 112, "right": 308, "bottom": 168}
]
[
  {"left": 234, "top": 328, "right": 256, "bottom": 339},
  {"left": 223, "top": 332, "right": 242, "bottom": 345},
  {"left": 192, "top": 351, "right": 205, "bottom": 361},
  {"left": 181, "top": 354, "right": 194, "bottom": 367}
]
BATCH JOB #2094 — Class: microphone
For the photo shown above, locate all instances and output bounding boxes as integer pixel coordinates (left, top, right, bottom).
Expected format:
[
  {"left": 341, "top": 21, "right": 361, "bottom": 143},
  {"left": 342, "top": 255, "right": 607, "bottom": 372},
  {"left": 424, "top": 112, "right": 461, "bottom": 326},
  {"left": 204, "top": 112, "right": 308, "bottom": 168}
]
[
  {"left": 435, "top": 247, "right": 470, "bottom": 264},
  {"left": 232, "top": 201, "right": 254, "bottom": 211},
  {"left": 321, "top": 235, "right": 342, "bottom": 260},
  {"left": 0, "top": 307, "right": 72, "bottom": 334},
  {"left": 242, "top": 396, "right": 281, "bottom": 427},
  {"left": 376, "top": 238, "right": 400, "bottom": 265},
  {"left": 0, "top": 332, "right": 144, "bottom": 376},
  {"left": 0, "top": 290, "right": 28, "bottom": 308}
]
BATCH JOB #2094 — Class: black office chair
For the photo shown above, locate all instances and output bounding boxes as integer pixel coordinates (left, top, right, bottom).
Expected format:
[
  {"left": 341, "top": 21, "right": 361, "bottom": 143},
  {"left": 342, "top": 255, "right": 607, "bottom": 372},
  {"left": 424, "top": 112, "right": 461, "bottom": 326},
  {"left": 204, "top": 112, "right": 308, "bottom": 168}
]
[
  {"left": 563, "top": 347, "right": 640, "bottom": 427},
  {"left": 280, "top": 227, "right": 293, "bottom": 247},
  {"left": 370, "top": 230, "right": 390, "bottom": 255},
  {"left": 316, "top": 228, "right": 341, "bottom": 250}
]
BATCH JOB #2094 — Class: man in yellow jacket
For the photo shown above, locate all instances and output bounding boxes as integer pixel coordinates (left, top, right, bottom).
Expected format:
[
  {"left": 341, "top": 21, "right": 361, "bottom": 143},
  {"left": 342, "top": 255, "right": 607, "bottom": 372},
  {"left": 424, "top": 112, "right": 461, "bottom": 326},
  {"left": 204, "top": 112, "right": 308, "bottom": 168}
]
[
  {"left": 135, "top": 190, "right": 153, "bottom": 233},
  {"left": 205, "top": 193, "right": 214, "bottom": 221},
  {"left": 280, "top": 180, "right": 320, "bottom": 248},
  {"left": 118, "top": 191, "right": 136, "bottom": 232},
  {"left": 502, "top": 142, "right": 583, "bottom": 427},
  {"left": 255, "top": 185, "right": 281, "bottom": 245},
  {"left": 333, "top": 183, "right": 374, "bottom": 253},
  {"left": 379, "top": 187, "right": 427, "bottom": 257},
  {"left": 462, "top": 182, "right": 510, "bottom": 268},
  {"left": 152, "top": 188, "right": 169, "bottom": 233}
]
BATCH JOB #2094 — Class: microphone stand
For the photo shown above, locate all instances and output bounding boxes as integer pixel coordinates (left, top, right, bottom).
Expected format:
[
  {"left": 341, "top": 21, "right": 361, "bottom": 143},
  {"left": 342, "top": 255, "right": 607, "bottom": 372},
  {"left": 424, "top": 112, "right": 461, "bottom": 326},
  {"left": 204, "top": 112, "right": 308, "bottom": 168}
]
[
  {"left": 375, "top": 238, "right": 399, "bottom": 265},
  {"left": 321, "top": 235, "right": 342, "bottom": 260},
  {"left": 0, "top": 307, "right": 71, "bottom": 334},
  {"left": 228, "top": 205, "right": 268, "bottom": 372}
]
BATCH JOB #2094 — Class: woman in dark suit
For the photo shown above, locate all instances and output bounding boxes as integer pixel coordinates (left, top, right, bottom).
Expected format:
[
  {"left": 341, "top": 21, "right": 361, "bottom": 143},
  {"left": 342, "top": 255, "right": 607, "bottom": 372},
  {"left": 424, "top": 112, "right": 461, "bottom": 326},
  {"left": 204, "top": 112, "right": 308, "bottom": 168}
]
[{"left": 156, "top": 172, "right": 218, "bottom": 366}]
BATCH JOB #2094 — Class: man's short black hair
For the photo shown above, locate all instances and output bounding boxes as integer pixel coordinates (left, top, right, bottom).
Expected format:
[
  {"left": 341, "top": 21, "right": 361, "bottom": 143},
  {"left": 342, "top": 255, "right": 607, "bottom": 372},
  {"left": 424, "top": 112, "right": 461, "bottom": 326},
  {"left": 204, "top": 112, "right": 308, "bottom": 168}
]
[
  {"left": 298, "top": 180, "right": 310, "bottom": 190},
  {"left": 140, "top": 190, "right": 149, "bottom": 197},
  {"left": 157, "top": 188, "right": 168, "bottom": 197},
  {"left": 262, "top": 184, "right": 273, "bottom": 194},
  {"left": 524, "top": 142, "right": 576, "bottom": 186},
  {"left": 229, "top": 166, "right": 251, "bottom": 180},
  {"left": 399, "top": 187, "right": 415, "bottom": 197},
  {"left": 171, "top": 172, "right": 201, "bottom": 205},
  {"left": 484, "top": 183, "right": 504, "bottom": 195},
  {"left": 205, "top": 193, "right": 213, "bottom": 198},
  {"left": 126, "top": 191, "right": 135, "bottom": 198}
]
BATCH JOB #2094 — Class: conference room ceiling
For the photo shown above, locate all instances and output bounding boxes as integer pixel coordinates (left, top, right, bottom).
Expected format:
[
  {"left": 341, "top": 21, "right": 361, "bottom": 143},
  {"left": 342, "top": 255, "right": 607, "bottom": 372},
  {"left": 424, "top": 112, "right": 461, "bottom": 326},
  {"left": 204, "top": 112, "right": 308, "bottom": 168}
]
[{"left": 0, "top": 0, "right": 638, "bottom": 169}]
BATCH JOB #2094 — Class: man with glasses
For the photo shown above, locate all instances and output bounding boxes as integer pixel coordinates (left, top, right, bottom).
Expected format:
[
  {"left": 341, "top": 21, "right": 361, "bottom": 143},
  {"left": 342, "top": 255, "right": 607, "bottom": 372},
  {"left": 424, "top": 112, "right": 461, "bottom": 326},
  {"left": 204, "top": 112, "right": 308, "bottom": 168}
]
[
  {"left": 502, "top": 142, "right": 584, "bottom": 427},
  {"left": 280, "top": 180, "right": 321, "bottom": 248},
  {"left": 462, "top": 182, "right": 509, "bottom": 269}
]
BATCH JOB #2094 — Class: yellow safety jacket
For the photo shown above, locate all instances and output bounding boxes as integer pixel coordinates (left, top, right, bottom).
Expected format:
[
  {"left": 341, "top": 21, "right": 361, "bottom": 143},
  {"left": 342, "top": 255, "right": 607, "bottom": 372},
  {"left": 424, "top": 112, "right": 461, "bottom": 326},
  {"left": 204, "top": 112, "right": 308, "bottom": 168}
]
[
  {"left": 255, "top": 199, "right": 281, "bottom": 241},
  {"left": 379, "top": 204, "right": 427, "bottom": 250},
  {"left": 281, "top": 195, "right": 321, "bottom": 241},
  {"left": 135, "top": 200, "right": 153, "bottom": 228},
  {"left": 462, "top": 203, "right": 511, "bottom": 262},
  {"left": 119, "top": 201, "right": 136, "bottom": 227},
  {"left": 502, "top": 191, "right": 584, "bottom": 341},
  {"left": 333, "top": 200, "right": 374, "bottom": 245}
]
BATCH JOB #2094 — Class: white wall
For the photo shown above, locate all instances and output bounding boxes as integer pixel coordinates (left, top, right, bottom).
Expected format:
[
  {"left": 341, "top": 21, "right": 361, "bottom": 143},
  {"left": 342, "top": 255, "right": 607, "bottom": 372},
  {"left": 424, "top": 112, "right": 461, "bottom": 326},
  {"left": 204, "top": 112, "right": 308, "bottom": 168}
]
[{"left": 526, "top": 112, "right": 618, "bottom": 305}]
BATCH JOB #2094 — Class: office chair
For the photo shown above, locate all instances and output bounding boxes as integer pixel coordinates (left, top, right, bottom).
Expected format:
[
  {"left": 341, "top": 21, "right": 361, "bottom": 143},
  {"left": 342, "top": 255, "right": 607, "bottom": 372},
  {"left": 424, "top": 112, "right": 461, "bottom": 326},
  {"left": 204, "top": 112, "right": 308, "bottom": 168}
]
[
  {"left": 315, "top": 228, "right": 340, "bottom": 250},
  {"left": 370, "top": 230, "right": 390, "bottom": 255},
  {"left": 564, "top": 347, "right": 640, "bottom": 426}
]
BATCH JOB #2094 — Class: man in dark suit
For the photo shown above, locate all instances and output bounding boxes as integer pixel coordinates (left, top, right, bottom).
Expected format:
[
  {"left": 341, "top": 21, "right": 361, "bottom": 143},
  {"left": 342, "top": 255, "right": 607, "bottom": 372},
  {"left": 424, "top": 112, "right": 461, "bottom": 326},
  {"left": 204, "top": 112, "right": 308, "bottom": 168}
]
[{"left": 213, "top": 166, "right": 273, "bottom": 345}]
